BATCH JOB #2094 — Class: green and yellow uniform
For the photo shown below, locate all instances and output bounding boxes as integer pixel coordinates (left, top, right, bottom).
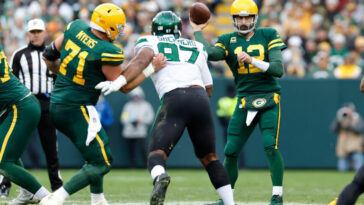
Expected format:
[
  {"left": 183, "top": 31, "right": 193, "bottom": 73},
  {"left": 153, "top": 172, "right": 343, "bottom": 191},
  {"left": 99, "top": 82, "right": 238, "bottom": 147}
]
[
  {"left": 194, "top": 27, "right": 286, "bottom": 190},
  {"left": 0, "top": 45, "right": 43, "bottom": 193},
  {"left": 50, "top": 19, "right": 123, "bottom": 195}
]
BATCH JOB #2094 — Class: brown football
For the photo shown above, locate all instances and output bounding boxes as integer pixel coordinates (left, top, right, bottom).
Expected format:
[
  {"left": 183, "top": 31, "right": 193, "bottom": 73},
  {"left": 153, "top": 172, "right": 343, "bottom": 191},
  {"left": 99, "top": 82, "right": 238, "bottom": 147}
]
[{"left": 189, "top": 2, "right": 211, "bottom": 25}]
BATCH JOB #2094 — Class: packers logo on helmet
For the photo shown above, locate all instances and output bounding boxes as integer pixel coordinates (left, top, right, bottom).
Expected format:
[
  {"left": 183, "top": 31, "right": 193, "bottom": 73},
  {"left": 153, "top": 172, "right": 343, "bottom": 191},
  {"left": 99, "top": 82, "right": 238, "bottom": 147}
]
[
  {"left": 90, "top": 3, "right": 126, "bottom": 41},
  {"left": 152, "top": 11, "right": 182, "bottom": 38},
  {"left": 230, "top": 0, "right": 258, "bottom": 34}
]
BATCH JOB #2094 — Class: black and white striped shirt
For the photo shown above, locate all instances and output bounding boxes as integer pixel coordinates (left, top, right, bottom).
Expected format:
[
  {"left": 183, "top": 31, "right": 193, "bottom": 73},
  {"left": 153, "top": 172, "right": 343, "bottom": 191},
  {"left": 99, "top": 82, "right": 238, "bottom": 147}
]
[{"left": 10, "top": 43, "right": 55, "bottom": 95}]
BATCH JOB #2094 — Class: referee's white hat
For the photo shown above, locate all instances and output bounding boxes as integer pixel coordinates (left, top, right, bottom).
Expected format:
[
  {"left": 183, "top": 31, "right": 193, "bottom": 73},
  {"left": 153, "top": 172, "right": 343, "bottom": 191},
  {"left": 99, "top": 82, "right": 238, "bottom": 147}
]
[{"left": 27, "top": 19, "right": 45, "bottom": 32}]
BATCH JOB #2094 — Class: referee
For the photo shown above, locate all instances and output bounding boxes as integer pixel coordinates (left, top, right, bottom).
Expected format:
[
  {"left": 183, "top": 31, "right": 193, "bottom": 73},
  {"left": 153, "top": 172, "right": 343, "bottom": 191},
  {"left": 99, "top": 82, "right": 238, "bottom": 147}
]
[{"left": 1, "top": 19, "right": 62, "bottom": 200}]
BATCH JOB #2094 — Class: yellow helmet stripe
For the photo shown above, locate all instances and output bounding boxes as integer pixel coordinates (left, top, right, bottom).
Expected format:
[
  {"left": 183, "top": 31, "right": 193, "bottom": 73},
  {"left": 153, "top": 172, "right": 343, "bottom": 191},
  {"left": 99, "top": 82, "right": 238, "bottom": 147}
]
[
  {"left": 268, "top": 39, "right": 282, "bottom": 47},
  {"left": 268, "top": 43, "right": 285, "bottom": 50}
]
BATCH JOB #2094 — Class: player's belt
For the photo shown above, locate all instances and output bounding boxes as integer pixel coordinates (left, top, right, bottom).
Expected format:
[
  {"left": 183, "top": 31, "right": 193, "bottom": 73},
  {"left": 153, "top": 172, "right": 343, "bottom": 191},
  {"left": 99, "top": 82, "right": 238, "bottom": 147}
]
[{"left": 240, "top": 92, "right": 280, "bottom": 111}]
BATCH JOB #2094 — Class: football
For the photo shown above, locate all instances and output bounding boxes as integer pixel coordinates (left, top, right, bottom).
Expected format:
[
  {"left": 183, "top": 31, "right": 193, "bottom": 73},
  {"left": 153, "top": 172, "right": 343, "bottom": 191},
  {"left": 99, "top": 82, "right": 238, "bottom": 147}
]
[{"left": 189, "top": 2, "right": 211, "bottom": 25}]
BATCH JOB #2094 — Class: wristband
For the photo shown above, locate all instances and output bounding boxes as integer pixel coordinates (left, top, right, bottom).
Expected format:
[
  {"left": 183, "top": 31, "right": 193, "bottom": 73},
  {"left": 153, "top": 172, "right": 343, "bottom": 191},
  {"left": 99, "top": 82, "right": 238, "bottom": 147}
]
[
  {"left": 115, "top": 75, "right": 127, "bottom": 88},
  {"left": 251, "top": 57, "right": 270, "bottom": 72},
  {"left": 143, "top": 63, "right": 155, "bottom": 78}
]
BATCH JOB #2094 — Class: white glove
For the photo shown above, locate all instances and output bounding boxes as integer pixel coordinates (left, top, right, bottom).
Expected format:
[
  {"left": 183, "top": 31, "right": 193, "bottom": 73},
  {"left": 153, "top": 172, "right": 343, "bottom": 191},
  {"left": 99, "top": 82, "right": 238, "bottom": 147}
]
[{"left": 95, "top": 75, "right": 127, "bottom": 95}]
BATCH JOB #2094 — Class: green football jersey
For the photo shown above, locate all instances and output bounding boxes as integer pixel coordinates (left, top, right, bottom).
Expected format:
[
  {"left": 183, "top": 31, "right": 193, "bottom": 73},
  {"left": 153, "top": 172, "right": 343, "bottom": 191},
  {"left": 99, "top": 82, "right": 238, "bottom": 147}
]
[
  {"left": 215, "top": 27, "right": 286, "bottom": 97},
  {"left": 51, "top": 20, "right": 124, "bottom": 105},
  {"left": 0, "top": 45, "right": 30, "bottom": 111}
]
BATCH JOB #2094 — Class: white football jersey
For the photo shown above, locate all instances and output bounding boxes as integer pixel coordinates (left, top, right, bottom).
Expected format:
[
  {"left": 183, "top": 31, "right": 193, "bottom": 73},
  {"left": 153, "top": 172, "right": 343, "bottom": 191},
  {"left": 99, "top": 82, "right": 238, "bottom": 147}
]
[{"left": 134, "top": 35, "right": 213, "bottom": 99}]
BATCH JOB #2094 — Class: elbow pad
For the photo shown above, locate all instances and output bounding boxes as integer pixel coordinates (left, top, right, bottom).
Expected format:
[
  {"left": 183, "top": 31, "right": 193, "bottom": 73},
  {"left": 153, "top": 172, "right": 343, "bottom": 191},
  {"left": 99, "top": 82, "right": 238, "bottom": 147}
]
[{"left": 43, "top": 41, "right": 60, "bottom": 61}]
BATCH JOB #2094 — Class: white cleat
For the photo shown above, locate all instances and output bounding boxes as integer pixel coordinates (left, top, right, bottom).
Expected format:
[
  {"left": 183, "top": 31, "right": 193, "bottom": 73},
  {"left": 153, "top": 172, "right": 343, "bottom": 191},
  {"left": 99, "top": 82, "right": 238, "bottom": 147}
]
[
  {"left": 39, "top": 193, "right": 64, "bottom": 205},
  {"left": 91, "top": 194, "right": 109, "bottom": 205},
  {"left": 7, "top": 188, "right": 39, "bottom": 205}
]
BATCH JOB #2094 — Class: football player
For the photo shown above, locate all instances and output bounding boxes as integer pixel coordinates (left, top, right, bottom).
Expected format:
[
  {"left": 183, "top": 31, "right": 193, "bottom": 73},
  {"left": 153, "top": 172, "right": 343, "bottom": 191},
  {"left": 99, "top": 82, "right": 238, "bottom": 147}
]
[
  {"left": 190, "top": 0, "right": 286, "bottom": 204},
  {"left": 0, "top": 45, "right": 50, "bottom": 204},
  {"left": 39, "top": 3, "right": 165, "bottom": 205},
  {"left": 97, "top": 11, "right": 235, "bottom": 205}
]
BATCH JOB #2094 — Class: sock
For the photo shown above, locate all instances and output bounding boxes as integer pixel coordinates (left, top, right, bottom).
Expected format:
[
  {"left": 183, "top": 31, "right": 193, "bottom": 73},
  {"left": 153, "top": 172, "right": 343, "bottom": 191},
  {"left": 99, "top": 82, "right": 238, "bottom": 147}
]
[
  {"left": 91, "top": 193, "right": 106, "bottom": 203},
  {"left": 150, "top": 165, "right": 165, "bottom": 180},
  {"left": 64, "top": 164, "right": 110, "bottom": 195},
  {"left": 205, "top": 160, "right": 230, "bottom": 189},
  {"left": 53, "top": 187, "right": 69, "bottom": 202},
  {"left": 0, "top": 162, "right": 42, "bottom": 194},
  {"left": 265, "top": 148, "right": 284, "bottom": 186},
  {"left": 34, "top": 186, "right": 50, "bottom": 199},
  {"left": 90, "top": 176, "right": 104, "bottom": 194},
  {"left": 223, "top": 156, "right": 239, "bottom": 188},
  {"left": 217, "top": 184, "right": 235, "bottom": 205},
  {"left": 272, "top": 186, "right": 283, "bottom": 196}
]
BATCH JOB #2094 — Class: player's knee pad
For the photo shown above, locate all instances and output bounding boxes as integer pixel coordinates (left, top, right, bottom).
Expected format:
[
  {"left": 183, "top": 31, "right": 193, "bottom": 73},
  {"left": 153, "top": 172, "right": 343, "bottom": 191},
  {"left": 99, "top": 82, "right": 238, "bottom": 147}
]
[
  {"left": 147, "top": 153, "right": 166, "bottom": 173},
  {"left": 82, "top": 163, "right": 111, "bottom": 183},
  {"left": 264, "top": 145, "right": 276, "bottom": 156},
  {"left": 224, "top": 144, "right": 239, "bottom": 158},
  {"left": 205, "top": 160, "right": 230, "bottom": 189}
]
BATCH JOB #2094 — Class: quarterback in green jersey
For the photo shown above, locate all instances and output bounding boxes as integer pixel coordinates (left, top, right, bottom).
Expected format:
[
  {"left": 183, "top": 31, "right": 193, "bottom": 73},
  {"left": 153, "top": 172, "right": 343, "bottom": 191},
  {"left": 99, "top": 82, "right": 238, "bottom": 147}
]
[
  {"left": 191, "top": 0, "right": 286, "bottom": 204},
  {"left": 40, "top": 3, "right": 165, "bottom": 205},
  {"left": 0, "top": 45, "right": 50, "bottom": 203}
]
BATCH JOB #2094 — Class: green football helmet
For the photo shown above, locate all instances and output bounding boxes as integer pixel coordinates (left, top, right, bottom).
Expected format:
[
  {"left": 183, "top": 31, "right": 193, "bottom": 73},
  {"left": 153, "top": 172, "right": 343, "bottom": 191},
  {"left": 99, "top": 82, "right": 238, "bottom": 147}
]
[{"left": 152, "top": 11, "right": 182, "bottom": 38}]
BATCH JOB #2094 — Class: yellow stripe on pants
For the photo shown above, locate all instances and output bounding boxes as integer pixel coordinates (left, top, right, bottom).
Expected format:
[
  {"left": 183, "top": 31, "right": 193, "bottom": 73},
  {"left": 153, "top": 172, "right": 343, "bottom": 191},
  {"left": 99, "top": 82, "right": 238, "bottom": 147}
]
[
  {"left": 0, "top": 105, "right": 17, "bottom": 162},
  {"left": 275, "top": 102, "right": 281, "bottom": 149},
  {"left": 80, "top": 106, "right": 110, "bottom": 166}
]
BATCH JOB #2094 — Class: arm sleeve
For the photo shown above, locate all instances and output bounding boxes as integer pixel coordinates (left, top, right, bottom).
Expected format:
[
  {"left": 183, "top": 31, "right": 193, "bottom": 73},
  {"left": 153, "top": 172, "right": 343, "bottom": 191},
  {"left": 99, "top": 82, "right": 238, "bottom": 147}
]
[
  {"left": 194, "top": 31, "right": 226, "bottom": 61},
  {"left": 134, "top": 37, "right": 154, "bottom": 55},
  {"left": 266, "top": 49, "right": 284, "bottom": 78},
  {"left": 101, "top": 45, "right": 124, "bottom": 66}
]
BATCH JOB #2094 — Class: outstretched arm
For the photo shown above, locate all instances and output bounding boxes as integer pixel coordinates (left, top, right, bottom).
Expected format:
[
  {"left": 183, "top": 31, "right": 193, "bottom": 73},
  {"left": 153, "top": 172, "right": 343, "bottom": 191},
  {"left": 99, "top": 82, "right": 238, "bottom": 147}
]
[
  {"left": 96, "top": 47, "right": 166, "bottom": 95},
  {"left": 190, "top": 20, "right": 226, "bottom": 61},
  {"left": 121, "top": 53, "right": 165, "bottom": 93}
]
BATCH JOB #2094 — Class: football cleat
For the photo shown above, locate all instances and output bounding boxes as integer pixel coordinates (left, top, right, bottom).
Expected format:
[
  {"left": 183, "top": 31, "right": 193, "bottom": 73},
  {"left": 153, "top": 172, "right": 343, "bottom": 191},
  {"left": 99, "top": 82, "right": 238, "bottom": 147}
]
[
  {"left": 205, "top": 199, "right": 224, "bottom": 205},
  {"left": 205, "top": 199, "right": 237, "bottom": 205},
  {"left": 270, "top": 195, "right": 283, "bottom": 205},
  {"left": 91, "top": 194, "right": 109, "bottom": 205},
  {"left": 329, "top": 198, "right": 338, "bottom": 205},
  {"left": 7, "top": 188, "right": 39, "bottom": 205},
  {"left": 0, "top": 184, "right": 10, "bottom": 198},
  {"left": 39, "top": 193, "right": 63, "bottom": 205},
  {"left": 150, "top": 173, "right": 171, "bottom": 205}
]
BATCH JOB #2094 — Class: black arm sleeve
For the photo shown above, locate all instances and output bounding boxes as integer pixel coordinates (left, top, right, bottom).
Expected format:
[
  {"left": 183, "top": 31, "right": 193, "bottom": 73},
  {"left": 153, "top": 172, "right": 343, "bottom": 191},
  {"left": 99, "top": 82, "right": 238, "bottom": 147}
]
[
  {"left": 193, "top": 31, "right": 226, "bottom": 61},
  {"left": 266, "top": 49, "right": 284, "bottom": 78},
  {"left": 43, "top": 41, "right": 60, "bottom": 61}
]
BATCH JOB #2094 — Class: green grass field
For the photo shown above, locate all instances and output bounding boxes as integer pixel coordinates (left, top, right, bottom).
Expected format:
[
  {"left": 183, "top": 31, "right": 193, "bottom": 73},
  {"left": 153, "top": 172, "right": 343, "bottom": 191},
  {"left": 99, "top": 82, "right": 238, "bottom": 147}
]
[{"left": 0, "top": 169, "right": 363, "bottom": 204}]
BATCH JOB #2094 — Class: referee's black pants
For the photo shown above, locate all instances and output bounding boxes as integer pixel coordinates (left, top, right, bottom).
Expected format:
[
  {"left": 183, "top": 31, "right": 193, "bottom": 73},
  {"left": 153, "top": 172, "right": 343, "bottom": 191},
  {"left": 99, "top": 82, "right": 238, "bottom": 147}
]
[{"left": 1, "top": 95, "right": 62, "bottom": 191}]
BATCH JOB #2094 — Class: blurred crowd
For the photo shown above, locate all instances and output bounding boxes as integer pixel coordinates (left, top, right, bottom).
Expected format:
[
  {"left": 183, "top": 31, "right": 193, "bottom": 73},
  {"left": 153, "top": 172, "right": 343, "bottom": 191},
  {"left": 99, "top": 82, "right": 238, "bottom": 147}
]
[{"left": 0, "top": 0, "right": 364, "bottom": 79}]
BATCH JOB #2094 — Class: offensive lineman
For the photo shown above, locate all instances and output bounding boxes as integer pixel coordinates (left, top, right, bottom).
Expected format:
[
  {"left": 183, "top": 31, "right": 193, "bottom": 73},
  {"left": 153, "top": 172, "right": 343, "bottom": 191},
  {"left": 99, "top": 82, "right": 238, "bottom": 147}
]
[
  {"left": 97, "top": 11, "right": 235, "bottom": 205},
  {"left": 39, "top": 3, "right": 165, "bottom": 205},
  {"left": 0, "top": 44, "right": 50, "bottom": 203},
  {"left": 191, "top": 0, "right": 286, "bottom": 204}
]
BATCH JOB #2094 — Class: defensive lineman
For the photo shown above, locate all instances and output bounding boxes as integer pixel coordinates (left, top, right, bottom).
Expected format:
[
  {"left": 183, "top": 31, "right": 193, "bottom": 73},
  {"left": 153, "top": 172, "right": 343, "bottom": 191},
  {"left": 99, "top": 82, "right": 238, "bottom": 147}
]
[{"left": 98, "top": 11, "right": 235, "bottom": 205}]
